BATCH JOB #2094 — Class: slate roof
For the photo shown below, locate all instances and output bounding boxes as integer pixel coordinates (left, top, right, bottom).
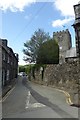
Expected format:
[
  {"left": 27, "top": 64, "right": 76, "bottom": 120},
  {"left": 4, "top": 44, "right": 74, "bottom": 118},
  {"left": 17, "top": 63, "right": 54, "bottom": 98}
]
[{"left": 66, "top": 47, "right": 77, "bottom": 58}]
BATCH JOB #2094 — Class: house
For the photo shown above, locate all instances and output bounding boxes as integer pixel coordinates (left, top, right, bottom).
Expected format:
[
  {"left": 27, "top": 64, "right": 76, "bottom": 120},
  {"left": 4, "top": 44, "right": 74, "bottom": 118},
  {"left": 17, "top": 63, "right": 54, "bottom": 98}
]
[{"left": 0, "top": 39, "right": 18, "bottom": 87}]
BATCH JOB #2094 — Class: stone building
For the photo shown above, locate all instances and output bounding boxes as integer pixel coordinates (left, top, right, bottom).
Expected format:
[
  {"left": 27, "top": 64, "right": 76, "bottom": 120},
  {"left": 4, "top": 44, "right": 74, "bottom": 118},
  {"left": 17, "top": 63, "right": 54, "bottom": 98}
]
[
  {"left": 53, "top": 2, "right": 80, "bottom": 63},
  {"left": 0, "top": 40, "right": 2, "bottom": 95},
  {"left": 53, "top": 29, "right": 72, "bottom": 63},
  {"left": 0, "top": 39, "right": 18, "bottom": 87},
  {"left": 73, "top": 2, "right": 80, "bottom": 57}
]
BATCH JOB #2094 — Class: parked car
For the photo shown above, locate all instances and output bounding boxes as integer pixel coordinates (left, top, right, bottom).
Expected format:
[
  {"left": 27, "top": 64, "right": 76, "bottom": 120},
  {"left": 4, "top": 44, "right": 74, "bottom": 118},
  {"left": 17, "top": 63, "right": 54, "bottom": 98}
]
[
  {"left": 18, "top": 72, "right": 23, "bottom": 76},
  {"left": 18, "top": 72, "right": 27, "bottom": 77},
  {"left": 22, "top": 72, "right": 26, "bottom": 76}
]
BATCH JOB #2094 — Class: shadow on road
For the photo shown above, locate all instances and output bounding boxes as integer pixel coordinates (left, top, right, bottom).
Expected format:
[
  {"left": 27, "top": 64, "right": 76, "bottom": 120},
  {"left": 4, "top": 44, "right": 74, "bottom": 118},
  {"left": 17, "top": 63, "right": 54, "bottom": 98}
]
[{"left": 22, "top": 77, "right": 74, "bottom": 118}]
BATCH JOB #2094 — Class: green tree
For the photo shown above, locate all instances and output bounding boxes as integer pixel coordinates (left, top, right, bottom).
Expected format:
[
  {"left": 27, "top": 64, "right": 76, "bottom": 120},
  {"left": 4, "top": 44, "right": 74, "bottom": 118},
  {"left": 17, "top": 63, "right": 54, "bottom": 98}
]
[
  {"left": 19, "top": 65, "right": 25, "bottom": 72},
  {"left": 36, "top": 39, "right": 59, "bottom": 64},
  {"left": 25, "top": 65, "right": 31, "bottom": 75},
  {"left": 23, "top": 28, "right": 50, "bottom": 63}
]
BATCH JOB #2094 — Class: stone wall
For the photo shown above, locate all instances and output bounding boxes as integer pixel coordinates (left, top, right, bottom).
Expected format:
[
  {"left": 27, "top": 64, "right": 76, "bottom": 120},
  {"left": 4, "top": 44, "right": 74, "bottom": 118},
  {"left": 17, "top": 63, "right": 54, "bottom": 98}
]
[
  {"left": 31, "top": 59, "right": 80, "bottom": 104},
  {"left": 44, "top": 60, "right": 80, "bottom": 104},
  {"left": 44, "top": 60, "right": 79, "bottom": 85}
]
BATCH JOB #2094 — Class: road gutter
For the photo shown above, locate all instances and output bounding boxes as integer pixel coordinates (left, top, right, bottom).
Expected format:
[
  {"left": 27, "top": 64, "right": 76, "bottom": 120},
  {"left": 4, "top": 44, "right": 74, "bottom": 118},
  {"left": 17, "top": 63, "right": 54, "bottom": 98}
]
[
  {"left": 1, "top": 86, "right": 15, "bottom": 102},
  {"left": 54, "top": 88, "right": 73, "bottom": 105}
]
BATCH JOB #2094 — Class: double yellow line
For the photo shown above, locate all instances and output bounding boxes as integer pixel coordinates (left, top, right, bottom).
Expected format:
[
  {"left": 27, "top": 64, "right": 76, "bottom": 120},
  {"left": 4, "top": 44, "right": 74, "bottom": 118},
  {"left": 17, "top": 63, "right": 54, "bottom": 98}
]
[{"left": 55, "top": 88, "right": 73, "bottom": 105}]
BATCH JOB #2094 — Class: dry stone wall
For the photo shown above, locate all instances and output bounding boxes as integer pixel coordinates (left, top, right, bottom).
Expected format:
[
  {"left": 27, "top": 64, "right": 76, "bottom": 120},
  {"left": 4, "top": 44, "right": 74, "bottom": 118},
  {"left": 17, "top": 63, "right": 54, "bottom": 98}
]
[
  {"left": 44, "top": 61, "right": 79, "bottom": 85},
  {"left": 31, "top": 59, "right": 80, "bottom": 104}
]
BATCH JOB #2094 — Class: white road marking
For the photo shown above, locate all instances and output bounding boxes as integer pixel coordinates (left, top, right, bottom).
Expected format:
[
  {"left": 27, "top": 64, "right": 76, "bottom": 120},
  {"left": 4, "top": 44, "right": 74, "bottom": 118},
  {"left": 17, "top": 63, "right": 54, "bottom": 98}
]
[
  {"left": 26, "top": 102, "right": 46, "bottom": 109},
  {"left": 28, "top": 103, "right": 46, "bottom": 108},
  {"left": 26, "top": 91, "right": 31, "bottom": 108},
  {"left": 25, "top": 91, "right": 46, "bottom": 109}
]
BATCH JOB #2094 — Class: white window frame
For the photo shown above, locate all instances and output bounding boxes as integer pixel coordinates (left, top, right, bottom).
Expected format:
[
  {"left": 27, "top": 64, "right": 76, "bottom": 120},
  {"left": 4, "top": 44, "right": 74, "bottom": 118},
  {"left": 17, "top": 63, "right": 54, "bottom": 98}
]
[{"left": 7, "top": 70, "right": 9, "bottom": 81}]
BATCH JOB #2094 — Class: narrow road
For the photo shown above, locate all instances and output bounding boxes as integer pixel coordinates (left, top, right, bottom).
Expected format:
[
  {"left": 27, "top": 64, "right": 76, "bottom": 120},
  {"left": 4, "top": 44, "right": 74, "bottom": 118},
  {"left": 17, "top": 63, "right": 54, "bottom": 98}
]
[{"left": 2, "top": 76, "right": 78, "bottom": 118}]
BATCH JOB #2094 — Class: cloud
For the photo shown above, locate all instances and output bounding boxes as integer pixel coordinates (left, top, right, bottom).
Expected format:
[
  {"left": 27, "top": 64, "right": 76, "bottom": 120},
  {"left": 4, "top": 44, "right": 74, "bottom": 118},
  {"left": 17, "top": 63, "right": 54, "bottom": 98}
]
[
  {"left": 52, "top": 17, "right": 74, "bottom": 27},
  {"left": 0, "top": 0, "right": 79, "bottom": 14},
  {"left": 19, "top": 59, "right": 27, "bottom": 65},
  {"left": 54, "top": 0, "right": 79, "bottom": 17},
  {"left": 0, "top": 0, "right": 36, "bottom": 12},
  {"left": 52, "top": 0, "right": 79, "bottom": 28}
]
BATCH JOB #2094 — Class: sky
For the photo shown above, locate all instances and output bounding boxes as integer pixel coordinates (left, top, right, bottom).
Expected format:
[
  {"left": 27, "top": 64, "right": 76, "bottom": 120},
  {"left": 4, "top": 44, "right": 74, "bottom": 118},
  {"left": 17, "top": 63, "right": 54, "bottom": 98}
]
[{"left": 0, "top": 0, "right": 80, "bottom": 65}]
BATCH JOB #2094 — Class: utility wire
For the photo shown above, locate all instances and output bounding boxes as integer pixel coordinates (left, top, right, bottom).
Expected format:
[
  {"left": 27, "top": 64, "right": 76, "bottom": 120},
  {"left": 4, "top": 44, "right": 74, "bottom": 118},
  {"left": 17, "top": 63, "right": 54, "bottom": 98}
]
[{"left": 15, "top": 2, "right": 48, "bottom": 40}]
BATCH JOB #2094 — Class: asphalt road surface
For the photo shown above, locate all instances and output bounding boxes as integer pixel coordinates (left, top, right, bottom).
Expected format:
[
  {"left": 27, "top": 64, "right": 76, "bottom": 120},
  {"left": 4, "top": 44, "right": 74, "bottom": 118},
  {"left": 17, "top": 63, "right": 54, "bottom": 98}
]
[{"left": 2, "top": 76, "right": 79, "bottom": 118}]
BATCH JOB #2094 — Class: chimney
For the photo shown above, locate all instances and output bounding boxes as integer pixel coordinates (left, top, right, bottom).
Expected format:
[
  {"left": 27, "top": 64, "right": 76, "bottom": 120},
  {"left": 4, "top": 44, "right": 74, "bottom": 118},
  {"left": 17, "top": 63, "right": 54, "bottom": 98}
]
[{"left": 2, "top": 39, "right": 8, "bottom": 46}]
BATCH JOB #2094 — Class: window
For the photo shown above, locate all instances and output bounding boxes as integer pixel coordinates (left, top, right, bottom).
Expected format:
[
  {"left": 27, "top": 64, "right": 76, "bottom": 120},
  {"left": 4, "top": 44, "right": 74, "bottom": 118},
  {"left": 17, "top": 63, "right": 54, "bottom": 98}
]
[
  {"left": 11, "top": 61, "right": 13, "bottom": 65},
  {"left": 7, "top": 56, "right": 9, "bottom": 63},
  {"left": 2, "top": 69, "right": 5, "bottom": 86},
  {"left": 7, "top": 70, "right": 9, "bottom": 81},
  {"left": 3, "top": 51, "right": 6, "bottom": 60},
  {"left": 74, "top": 5, "right": 80, "bottom": 18}
]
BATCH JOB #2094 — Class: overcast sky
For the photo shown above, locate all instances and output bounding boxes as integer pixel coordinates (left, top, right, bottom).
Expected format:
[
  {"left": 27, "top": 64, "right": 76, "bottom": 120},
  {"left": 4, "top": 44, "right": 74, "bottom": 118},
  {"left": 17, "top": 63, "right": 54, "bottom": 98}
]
[{"left": 0, "top": 0, "right": 79, "bottom": 65}]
